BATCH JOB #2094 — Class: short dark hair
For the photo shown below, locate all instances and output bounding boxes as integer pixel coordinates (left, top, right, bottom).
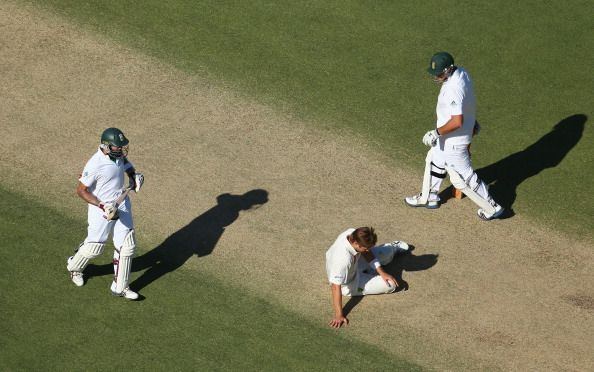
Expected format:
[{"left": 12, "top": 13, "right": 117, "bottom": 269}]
[{"left": 350, "top": 227, "right": 377, "bottom": 248}]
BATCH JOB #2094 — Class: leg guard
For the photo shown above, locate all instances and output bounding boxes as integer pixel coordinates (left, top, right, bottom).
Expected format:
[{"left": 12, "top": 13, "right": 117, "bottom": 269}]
[
  {"left": 446, "top": 166, "right": 499, "bottom": 214},
  {"left": 113, "top": 230, "right": 136, "bottom": 293},
  {"left": 419, "top": 149, "right": 446, "bottom": 203},
  {"left": 67, "top": 242, "right": 105, "bottom": 272}
]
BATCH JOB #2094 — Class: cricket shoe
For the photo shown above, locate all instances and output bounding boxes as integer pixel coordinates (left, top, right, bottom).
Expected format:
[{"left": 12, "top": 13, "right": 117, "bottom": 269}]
[
  {"left": 388, "top": 240, "right": 410, "bottom": 255},
  {"left": 110, "top": 282, "right": 139, "bottom": 300},
  {"left": 477, "top": 204, "right": 504, "bottom": 221},
  {"left": 404, "top": 193, "right": 440, "bottom": 209},
  {"left": 67, "top": 256, "right": 84, "bottom": 287}
]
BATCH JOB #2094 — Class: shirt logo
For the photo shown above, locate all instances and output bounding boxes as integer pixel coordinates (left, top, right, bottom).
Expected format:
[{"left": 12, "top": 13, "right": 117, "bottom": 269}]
[{"left": 450, "top": 100, "right": 457, "bottom": 106}]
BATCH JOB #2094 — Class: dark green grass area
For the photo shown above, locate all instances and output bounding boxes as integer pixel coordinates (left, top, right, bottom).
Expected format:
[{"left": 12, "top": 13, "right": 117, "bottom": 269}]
[
  {"left": 0, "top": 187, "right": 422, "bottom": 371},
  {"left": 24, "top": 0, "right": 593, "bottom": 237}
]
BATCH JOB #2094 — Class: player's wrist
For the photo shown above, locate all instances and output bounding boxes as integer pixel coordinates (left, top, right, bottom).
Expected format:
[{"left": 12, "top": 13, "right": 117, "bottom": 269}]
[{"left": 376, "top": 266, "right": 389, "bottom": 277}]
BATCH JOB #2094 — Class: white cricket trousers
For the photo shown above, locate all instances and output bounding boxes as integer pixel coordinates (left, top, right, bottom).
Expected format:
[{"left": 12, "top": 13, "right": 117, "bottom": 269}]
[
  {"left": 341, "top": 244, "right": 398, "bottom": 297},
  {"left": 429, "top": 144, "right": 490, "bottom": 199},
  {"left": 85, "top": 199, "right": 134, "bottom": 247}
]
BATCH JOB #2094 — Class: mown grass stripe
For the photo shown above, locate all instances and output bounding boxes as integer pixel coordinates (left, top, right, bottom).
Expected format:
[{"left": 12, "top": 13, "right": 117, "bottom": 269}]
[
  {"left": 23, "top": 0, "right": 594, "bottom": 238},
  {"left": 0, "top": 186, "right": 422, "bottom": 371}
]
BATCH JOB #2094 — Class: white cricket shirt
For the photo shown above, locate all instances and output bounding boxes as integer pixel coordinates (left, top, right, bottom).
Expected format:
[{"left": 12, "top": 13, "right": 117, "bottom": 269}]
[
  {"left": 79, "top": 148, "right": 133, "bottom": 203},
  {"left": 436, "top": 67, "right": 476, "bottom": 146},
  {"left": 326, "top": 228, "right": 359, "bottom": 285}
]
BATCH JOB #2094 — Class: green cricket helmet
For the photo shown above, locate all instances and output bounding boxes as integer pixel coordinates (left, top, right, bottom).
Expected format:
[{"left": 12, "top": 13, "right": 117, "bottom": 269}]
[
  {"left": 100, "top": 127, "right": 129, "bottom": 159},
  {"left": 427, "top": 51, "right": 455, "bottom": 77}
]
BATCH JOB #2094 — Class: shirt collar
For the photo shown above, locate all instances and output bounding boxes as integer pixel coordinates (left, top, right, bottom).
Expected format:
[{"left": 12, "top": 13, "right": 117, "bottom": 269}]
[
  {"left": 344, "top": 236, "right": 358, "bottom": 256},
  {"left": 97, "top": 147, "right": 121, "bottom": 165}
]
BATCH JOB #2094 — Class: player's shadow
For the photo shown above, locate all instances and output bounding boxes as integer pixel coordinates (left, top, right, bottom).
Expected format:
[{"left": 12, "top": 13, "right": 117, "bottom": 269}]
[
  {"left": 440, "top": 114, "right": 586, "bottom": 215},
  {"left": 85, "top": 189, "right": 268, "bottom": 284},
  {"left": 86, "top": 189, "right": 269, "bottom": 292},
  {"left": 130, "top": 189, "right": 269, "bottom": 292},
  {"left": 342, "top": 248, "right": 439, "bottom": 317},
  {"left": 386, "top": 249, "right": 439, "bottom": 293}
]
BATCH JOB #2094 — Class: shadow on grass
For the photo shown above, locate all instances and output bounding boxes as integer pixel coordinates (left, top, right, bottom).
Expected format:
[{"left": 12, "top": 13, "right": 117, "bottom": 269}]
[
  {"left": 387, "top": 248, "right": 439, "bottom": 293},
  {"left": 86, "top": 189, "right": 269, "bottom": 291},
  {"left": 440, "top": 114, "right": 586, "bottom": 216},
  {"left": 343, "top": 247, "right": 439, "bottom": 317}
]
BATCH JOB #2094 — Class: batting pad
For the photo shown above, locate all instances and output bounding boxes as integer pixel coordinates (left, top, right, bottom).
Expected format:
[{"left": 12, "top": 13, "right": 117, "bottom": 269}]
[
  {"left": 419, "top": 149, "right": 433, "bottom": 203},
  {"left": 112, "top": 230, "right": 135, "bottom": 293},
  {"left": 447, "top": 166, "right": 496, "bottom": 214},
  {"left": 113, "top": 255, "right": 132, "bottom": 293},
  {"left": 120, "top": 229, "right": 136, "bottom": 257},
  {"left": 67, "top": 242, "right": 105, "bottom": 272}
]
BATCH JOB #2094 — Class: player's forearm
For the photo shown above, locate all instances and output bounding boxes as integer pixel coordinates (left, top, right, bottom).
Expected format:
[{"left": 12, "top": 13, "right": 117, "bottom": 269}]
[
  {"left": 376, "top": 266, "right": 398, "bottom": 288},
  {"left": 126, "top": 166, "right": 136, "bottom": 178},
  {"left": 123, "top": 156, "right": 136, "bottom": 177},
  {"left": 437, "top": 115, "right": 463, "bottom": 135},
  {"left": 331, "top": 284, "right": 343, "bottom": 317},
  {"left": 77, "top": 188, "right": 100, "bottom": 206}
]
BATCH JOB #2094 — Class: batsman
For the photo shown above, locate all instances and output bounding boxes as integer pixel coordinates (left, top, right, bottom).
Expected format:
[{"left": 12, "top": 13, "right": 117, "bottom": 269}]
[
  {"left": 405, "top": 52, "right": 504, "bottom": 221},
  {"left": 67, "top": 128, "right": 144, "bottom": 300}
]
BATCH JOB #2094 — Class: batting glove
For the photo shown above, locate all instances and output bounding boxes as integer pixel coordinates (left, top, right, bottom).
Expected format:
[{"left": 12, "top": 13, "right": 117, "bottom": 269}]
[
  {"left": 422, "top": 129, "right": 440, "bottom": 147},
  {"left": 133, "top": 173, "right": 144, "bottom": 193},
  {"left": 99, "top": 202, "right": 118, "bottom": 220}
]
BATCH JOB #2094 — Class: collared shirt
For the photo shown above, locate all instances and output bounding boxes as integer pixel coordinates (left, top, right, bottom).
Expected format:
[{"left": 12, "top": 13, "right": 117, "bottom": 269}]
[
  {"left": 325, "top": 228, "right": 359, "bottom": 285},
  {"left": 436, "top": 67, "right": 476, "bottom": 147},
  {"left": 79, "top": 148, "right": 133, "bottom": 203}
]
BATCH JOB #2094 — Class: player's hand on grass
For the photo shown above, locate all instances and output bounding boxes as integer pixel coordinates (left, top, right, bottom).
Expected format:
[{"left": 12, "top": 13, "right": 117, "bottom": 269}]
[{"left": 329, "top": 315, "right": 349, "bottom": 328}]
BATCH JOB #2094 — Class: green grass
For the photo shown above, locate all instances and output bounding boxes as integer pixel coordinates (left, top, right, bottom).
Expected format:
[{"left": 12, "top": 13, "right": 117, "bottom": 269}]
[
  {"left": 0, "top": 186, "right": 421, "bottom": 371},
  {"left": 24, "top": 0, "right": 594, "bottom": 230},
  {"left": 24, "top": 0, "right": 594, "bottom": 237}
]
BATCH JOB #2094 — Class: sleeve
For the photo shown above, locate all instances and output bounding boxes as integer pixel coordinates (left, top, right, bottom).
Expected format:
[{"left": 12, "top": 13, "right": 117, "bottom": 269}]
[
  {"left": 327, "top": 261, "right": 349, "bottom": 285},
  {"left": 123, "top": 158, "right": 134, "bottom": 172},
  {"left": 328, "top": 272, "right": 348, "bottom": 285},
  {"left": 78, "top": 161, "right": 98, "bottom": 187}
]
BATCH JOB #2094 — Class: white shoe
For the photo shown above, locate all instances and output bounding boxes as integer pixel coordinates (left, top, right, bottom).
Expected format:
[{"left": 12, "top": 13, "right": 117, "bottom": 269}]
[
  {"left": 478, "top": 204, "right": 504, "bottom": 221},
  {"left": 388, "top": 240, "right": 410, "bottom": 255},
  {"left": 404, "top": 193, "right": 440, "bottom": 209},
  {"left": 67, "top": 256, "right": 84, "bottom": 287},
  {"left": 110, "top": 282, "right": 139, "bottom": 300}
]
